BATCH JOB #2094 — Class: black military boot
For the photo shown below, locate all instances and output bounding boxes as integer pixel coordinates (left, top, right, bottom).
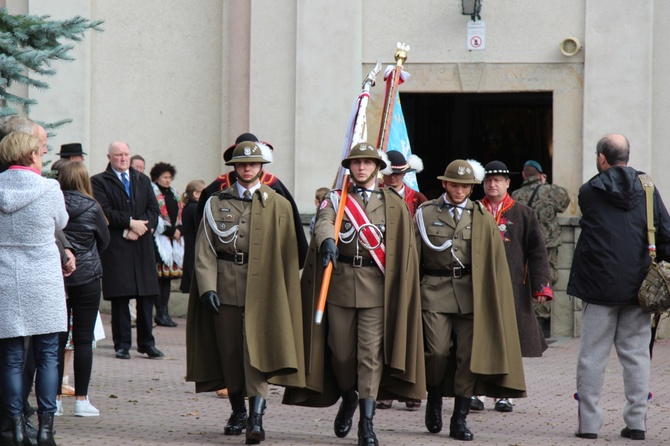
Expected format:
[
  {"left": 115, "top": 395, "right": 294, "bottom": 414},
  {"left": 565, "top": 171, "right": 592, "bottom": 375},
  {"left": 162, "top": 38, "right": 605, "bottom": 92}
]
[
  {"left": 8, "top": 415, "right": 29, "bottom": 446},
  {"left": 36, "top": 414, "right": 56, "bottom": 446},
  {"left": 333, "top": 388, "right": 358, "bottom": 438},
  {"left": 357, "top": 398, "right": 378, "bottom": 446},
  {"left": 245, "top": 396, "right": 266, "bottom": 445},
  {"left": 156, "top": 307, "right": 173, "bottom": 327},
  {"left": 224, "top": 392, "right": 247, "bottom": 436},
  {"left": 449, "top": 396, "right": 474, "bottom": 441},
  {"left": 425, "top": 385, "right": 443, "bottom": 434}
]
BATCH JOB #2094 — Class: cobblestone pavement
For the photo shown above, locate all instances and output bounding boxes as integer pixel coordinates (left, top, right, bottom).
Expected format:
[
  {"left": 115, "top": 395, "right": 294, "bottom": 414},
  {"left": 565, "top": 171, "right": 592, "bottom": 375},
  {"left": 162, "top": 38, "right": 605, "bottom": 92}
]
[{"left": 46, "top": 312, "right": 670, "bottom": 445}]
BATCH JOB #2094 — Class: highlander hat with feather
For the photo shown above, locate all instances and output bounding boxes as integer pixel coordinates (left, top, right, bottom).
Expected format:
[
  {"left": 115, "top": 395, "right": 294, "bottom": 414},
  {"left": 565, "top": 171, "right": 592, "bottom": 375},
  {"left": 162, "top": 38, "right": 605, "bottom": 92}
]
[{"left": 385, "top": 150, "right": 424, "bottom": 175}]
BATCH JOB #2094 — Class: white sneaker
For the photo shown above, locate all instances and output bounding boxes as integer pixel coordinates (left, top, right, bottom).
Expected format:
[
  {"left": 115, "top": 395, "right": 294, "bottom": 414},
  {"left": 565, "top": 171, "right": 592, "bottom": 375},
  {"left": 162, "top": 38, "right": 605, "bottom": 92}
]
[
  {"left": 74, "top": 397, "right": 100, "bottom": 417},
  {"left": 55, "top": 399, "right": 63, "bottom": 417}
]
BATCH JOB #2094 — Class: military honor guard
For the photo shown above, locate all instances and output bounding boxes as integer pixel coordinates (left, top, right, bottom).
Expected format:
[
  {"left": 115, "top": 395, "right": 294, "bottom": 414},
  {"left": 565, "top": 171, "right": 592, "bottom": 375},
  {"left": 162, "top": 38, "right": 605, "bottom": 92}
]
[
  {"left": 186, "top": 141, "right": 305, "bottom": 445},
  {"left": 285, "top": 142, "right": 425, "bottom": 446},
  {"left": 414, "top": 159, "right": 526, "bottom": 441}
]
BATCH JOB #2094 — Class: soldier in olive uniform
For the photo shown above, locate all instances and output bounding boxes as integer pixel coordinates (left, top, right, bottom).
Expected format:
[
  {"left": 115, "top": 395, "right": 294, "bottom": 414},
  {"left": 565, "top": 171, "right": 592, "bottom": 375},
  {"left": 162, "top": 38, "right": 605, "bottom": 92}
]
[
  {"left": 314, "top": 142, "right": 424, "bottom": 446},
  {"left": 186, "top": 141, "right": 304, "bottom": 445},
  {"left": 415, "top": 160, "right": 526, "bottom": 441},
  {"left": 511, "top": 160, "right": 570, "bottom": 332}
]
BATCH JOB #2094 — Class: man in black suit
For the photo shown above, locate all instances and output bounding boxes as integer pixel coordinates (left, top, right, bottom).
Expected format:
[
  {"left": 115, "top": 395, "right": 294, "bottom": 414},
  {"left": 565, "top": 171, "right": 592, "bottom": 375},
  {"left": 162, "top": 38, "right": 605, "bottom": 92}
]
[{"left": 92, "top": 141, "right": 164, "bottom": 360}]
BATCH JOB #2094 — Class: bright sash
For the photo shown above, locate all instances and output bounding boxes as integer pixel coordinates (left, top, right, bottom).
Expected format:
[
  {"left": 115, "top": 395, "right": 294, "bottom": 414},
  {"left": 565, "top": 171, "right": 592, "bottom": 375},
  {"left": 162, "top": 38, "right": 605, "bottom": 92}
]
[{"left": 335, "top": 190, "right": 386, "bottom": 274}]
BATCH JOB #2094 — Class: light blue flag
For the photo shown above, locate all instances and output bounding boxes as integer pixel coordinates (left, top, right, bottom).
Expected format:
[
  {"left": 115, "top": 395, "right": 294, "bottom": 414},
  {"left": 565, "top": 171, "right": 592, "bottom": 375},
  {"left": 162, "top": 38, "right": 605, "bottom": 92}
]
[{"left": 387, "top": 94, "right": 419, "bottom": 191}]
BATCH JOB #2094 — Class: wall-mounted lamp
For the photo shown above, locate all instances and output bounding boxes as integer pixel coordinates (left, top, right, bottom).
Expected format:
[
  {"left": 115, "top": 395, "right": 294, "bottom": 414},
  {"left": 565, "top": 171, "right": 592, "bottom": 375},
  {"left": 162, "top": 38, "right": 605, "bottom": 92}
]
[{"left": 461, "top": 0, "right": 482, "bottom": 21}]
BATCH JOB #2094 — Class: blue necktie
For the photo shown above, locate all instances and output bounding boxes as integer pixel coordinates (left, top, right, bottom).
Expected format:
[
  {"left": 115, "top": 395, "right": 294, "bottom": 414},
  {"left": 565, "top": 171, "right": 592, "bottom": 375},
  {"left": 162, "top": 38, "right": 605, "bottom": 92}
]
[{"left": 122, "top": 172, "right": 130, "bottom": 197}]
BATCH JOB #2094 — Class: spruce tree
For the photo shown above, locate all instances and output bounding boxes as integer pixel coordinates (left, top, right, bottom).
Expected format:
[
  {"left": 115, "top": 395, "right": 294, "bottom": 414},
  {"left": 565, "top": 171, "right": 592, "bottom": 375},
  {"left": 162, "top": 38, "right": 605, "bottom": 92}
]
[{"left": 0, "top": 7, "right": 103, "bottom": 127}]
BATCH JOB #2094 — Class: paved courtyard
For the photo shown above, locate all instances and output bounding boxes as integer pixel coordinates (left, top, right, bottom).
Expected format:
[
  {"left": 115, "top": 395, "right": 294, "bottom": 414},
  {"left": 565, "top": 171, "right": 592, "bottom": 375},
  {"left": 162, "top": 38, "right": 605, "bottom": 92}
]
[{"left": 47, "top": 312, "right": 670, "bottom": 445}]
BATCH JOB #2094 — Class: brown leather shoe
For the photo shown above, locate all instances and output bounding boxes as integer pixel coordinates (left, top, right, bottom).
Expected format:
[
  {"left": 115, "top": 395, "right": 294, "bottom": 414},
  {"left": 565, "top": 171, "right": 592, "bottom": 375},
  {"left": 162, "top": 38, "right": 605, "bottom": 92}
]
[
  {"left": 376, "top": 400, "right": 392, "bottom": 409},
  {"left": 405, "top": 400, "right": 422, "bottom": 409},
  {"left": 217, "top": 388, "right": 229, "bottom": 398}
]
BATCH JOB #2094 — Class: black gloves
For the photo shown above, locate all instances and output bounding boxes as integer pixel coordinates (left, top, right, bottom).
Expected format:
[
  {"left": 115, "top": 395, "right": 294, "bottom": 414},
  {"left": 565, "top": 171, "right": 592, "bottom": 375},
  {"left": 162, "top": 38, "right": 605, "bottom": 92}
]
[
  {"left": 200, "top": 290, "right": 220, "bottom": 315},
  {"left": 320, "top": 238, "right": 338, "bottom": 268}
]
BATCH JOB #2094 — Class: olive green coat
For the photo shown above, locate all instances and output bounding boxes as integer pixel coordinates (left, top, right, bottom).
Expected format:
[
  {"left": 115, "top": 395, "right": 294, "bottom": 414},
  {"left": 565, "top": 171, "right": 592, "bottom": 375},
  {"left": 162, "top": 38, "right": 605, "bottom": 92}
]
[
  {"left": 185, "top": 185, "right": 305, "bottom": 392},
  {"left": 443, "top": 201, "right": 527, "bottom": 398},
  {"left": 283, "top": 188, "right": 426, "bottom": 406}
]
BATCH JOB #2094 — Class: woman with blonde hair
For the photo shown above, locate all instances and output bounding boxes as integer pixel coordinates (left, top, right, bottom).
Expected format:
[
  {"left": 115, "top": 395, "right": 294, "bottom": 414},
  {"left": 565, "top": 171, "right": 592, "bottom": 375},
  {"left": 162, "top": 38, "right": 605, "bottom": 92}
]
[
  {"left": 0, "top": 132, "right": 68, "bottom": 445},
  {"left": 55, "top": 161, "right": 110, "bottom": 418}
]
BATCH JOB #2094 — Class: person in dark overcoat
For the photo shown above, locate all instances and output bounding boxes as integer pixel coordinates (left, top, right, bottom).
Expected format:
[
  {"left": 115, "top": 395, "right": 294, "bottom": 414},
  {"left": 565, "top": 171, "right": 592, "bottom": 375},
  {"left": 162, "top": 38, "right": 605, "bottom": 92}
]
[
  {"left": 91, "top": 141, "right": 163, "bottom": 360},
  {"left": 478, "top": 160, "right": 553, "bottom": 413}
]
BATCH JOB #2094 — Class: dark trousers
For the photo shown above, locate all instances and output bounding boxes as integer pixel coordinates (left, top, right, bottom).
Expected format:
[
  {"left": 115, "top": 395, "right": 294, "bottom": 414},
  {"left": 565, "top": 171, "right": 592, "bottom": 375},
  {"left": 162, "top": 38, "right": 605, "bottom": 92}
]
[
  {"left": 22, "top": 338, "right": 35, "bottom": 415},
  {"left": 155, "top": 278, "right": 172, "bottom": 312},
  {"left": 0, "top": 334, "right": 59, "bottom": 416},
  {"left": 57, "top": 279, "right": 101, "bottom": 397},
  {"left": 110, "top": 295, "right": 155, "bottom": 351}
]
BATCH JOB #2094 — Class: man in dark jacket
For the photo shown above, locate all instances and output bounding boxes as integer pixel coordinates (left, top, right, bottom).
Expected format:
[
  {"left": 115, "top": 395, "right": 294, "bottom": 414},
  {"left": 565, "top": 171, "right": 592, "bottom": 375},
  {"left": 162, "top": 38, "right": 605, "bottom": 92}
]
[
  {"left": 92, "top": 141, "right": 164, "bottom": 360},
  {"left": 568, "top": 133, "right": 670, "bottom": 441}
]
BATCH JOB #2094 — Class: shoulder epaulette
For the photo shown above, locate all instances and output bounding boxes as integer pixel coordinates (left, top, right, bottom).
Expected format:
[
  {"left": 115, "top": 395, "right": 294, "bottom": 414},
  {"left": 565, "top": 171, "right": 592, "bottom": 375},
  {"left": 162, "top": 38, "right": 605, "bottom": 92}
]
[{"left": 260, "top": 171, "right": 278, "bottom": 186}]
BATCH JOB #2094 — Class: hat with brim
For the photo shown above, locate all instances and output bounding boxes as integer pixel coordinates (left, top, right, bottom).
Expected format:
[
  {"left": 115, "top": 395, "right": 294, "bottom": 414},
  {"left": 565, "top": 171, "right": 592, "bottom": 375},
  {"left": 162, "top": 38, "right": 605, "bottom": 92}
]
[
  {"left": 342, "top": 142, "right": 388, "bottom": 170},
  {"left": 484, "top": 160, "right": 518, "bottom": 177},
  {"left": 225, "top": 141, "right": 273, "bottom": 166},
  {"left": 57, "top": 143, "right": 87, "bottom": 157},
  {"left": 386, "top": 150, "right": 424, "bottom": 174},
  {"left": 223, "top": 133, "right": 274, "bottom": 163}
]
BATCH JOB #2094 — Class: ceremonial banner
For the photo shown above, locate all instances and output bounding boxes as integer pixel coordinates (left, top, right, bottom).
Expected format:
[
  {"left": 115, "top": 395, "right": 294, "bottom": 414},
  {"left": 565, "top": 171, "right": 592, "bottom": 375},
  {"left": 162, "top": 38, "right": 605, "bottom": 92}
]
[{"left": 387, "top": 94, "right": 419, "bottom": 191}]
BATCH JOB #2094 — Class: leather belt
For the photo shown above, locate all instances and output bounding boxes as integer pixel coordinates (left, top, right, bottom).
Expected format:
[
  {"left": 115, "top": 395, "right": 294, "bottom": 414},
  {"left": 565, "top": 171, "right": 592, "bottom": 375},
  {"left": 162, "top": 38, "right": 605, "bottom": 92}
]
[
  {"left": 423, "top": 266, "right": 471, "bottom": 278},
  {"left": 217, "top": 251, "right": 248, "bottom": 265},
  {"left": 337, "top": 255, "right": 377, "bottom": 268}
]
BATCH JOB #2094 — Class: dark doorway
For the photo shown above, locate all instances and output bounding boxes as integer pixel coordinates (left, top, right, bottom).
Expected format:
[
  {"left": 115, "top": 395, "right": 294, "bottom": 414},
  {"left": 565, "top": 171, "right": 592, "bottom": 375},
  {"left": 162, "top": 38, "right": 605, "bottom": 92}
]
[{"left": 401, "top": 92, "right": 553, "bottom": 200}]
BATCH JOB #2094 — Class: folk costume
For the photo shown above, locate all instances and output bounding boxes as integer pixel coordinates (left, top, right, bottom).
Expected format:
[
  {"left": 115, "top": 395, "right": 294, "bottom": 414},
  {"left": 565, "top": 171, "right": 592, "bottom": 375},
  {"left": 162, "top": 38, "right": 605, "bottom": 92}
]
[
  {"left": 151, "top": 181, "right": 184, "bottom": 327},
  {"left": 382, "top": 151, "right": 427, "bottom": 217},
  {"left": 186, "top": 142, "right": 304, "bottom": 444},
  {"left": 152, "top": 182, "right": 184, "bottom": 279},
  {"left": 283, "top": 143, "right": 425, "bottom": 446},
  {"left": 481, "top": 193, "right": 552, "bottom": 357}
]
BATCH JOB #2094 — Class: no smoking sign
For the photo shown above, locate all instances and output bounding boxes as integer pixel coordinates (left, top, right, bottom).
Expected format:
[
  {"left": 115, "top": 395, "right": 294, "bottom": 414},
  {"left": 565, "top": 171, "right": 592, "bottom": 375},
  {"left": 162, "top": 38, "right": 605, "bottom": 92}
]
[{"left": 466, "top": 20, "right": 486, "bottom": 51}]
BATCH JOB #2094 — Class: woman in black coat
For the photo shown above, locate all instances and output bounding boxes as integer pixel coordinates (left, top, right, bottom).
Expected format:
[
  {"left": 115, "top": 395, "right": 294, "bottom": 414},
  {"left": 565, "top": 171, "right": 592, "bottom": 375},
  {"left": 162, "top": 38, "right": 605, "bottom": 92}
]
[
  {"left": 179, "top": 179, "right": 205, "bottom": 294},
  {"left": 56, "top": 161, "right": 110, "bottom": 417},
  {"left": 150, "top": 162, "right": 184, "bottom": 327}
]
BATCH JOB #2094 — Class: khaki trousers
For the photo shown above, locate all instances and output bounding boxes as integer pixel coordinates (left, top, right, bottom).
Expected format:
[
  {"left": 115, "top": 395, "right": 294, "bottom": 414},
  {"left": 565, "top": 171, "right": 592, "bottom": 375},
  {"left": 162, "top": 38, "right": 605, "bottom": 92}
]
[
  {"left": 422, "top": 311, "right": 476, "bottom": 396},
  {"left": 214, "top": 305, "right": 268, "bottom": 398},
  {"left": 327, "top": 304, "right": 384, "bottom": 399}
]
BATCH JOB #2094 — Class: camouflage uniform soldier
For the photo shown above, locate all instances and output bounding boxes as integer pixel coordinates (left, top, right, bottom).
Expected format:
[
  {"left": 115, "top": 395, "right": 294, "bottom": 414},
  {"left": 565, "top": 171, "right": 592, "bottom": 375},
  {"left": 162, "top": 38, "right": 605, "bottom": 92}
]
[{"left": 511, "top": 160, "right": 570, "bottom": 327}]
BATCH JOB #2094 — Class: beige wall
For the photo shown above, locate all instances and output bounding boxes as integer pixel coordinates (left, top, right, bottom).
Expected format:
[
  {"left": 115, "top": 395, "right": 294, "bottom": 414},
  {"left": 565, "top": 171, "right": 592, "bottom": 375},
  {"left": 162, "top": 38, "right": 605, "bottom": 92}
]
[
  {"left": 10, "top": 0, "right": 670, "bottom": 206},
  {"left": 8, "top": 0, "right": 670, "bottom": 336}
]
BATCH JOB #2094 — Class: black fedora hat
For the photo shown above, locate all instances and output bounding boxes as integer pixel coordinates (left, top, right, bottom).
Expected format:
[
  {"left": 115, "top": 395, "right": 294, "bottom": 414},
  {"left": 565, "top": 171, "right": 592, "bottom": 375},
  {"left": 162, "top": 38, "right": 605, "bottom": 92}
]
[{"left": 57, "top": 143, "right": 87, "bottom": 157}]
